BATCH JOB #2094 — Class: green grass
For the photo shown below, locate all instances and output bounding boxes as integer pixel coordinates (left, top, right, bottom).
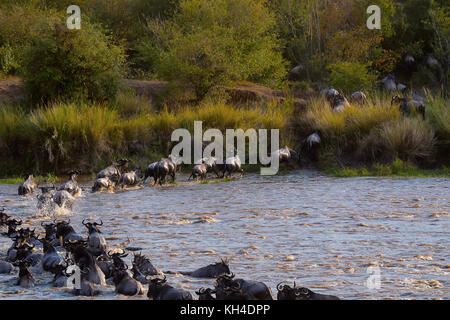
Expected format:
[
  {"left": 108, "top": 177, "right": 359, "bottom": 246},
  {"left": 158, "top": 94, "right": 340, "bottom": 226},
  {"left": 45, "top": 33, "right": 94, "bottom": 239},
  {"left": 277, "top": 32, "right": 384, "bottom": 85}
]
[
  {"left": 324, "top": 159, "right": 450, "bottom": 178},
  {"left": 0, "top": 173, "right": 60, "bottom": 184}
]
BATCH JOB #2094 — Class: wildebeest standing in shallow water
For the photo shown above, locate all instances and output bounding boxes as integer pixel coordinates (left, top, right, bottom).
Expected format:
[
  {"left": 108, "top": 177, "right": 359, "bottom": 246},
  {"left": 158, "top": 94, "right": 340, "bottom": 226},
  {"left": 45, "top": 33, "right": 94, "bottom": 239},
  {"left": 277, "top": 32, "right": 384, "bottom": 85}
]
[
  {"left": 18, "top": 174, "right": 36, "bottom": 196},
  {"left": 154, "top": 155, "right": 181, "bottom": 185},
  {"left": 97, "top": 159, "right": 129, "bottom": 183},
  {"left": 58, "top": 170, "right": 82, "bottom": 197}
]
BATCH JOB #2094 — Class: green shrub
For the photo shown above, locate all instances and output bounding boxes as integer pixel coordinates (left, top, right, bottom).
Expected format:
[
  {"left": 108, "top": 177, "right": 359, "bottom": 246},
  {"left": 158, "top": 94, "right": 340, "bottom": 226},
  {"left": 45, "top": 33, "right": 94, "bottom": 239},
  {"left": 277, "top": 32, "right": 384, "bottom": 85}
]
[
  {"left": 153, "top": 0, "right": 287, "bottom": 99},
  {"left": 20, "top": 21, "right": 125, "bottom": 104},
  {"left": 327, "top": 62, "right": 378, "bottom": 94}
]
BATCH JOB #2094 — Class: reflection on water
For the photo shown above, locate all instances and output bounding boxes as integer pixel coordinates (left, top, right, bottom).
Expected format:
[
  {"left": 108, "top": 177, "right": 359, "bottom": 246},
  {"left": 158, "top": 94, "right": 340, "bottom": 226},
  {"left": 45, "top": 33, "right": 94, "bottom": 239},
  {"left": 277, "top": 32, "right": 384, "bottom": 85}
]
[{"left": 0, "top": 171, "right": 448, "bottom": 300}]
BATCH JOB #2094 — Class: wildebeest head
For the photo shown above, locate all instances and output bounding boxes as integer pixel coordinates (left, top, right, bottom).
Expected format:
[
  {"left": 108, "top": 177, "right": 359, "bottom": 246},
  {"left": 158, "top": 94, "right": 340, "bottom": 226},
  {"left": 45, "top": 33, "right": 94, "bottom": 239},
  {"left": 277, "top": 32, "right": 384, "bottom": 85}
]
[
  {"left": 147, "top": 275, "right": 167, "bottom": 299},
  {"left": 391, "top": 95, "right": 406, "bottom": 106},
  {"left": 0, "top": 207, "right": 9, "bottom": 225},
  {"left": 196, "top": 287, "right": 216, "bottom": 300},
  {"left": 55, "top": 219, "right": 75, "bottom": 240},
  {"left": 215, "top": 258, "right": 231, "bottom": 275},
  {"left": 108, "top": 249, "right": 128, "bottom": 270},
  {"left": 82, "top": 219, "right": 103, "bottom": 234},
  {"left": 67, "top": 170, "right": 81, "bottom": 180},
  {"left": 41, "top": 221, "right": 57, "bottom": 240}
]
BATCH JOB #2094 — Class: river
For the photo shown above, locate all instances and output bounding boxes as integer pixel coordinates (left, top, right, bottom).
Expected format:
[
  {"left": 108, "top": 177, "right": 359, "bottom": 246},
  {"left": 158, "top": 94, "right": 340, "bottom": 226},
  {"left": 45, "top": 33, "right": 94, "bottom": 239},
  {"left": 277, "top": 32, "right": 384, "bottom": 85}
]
[{"left": 0, "top": 171, "right": 448, "bottom": 300}]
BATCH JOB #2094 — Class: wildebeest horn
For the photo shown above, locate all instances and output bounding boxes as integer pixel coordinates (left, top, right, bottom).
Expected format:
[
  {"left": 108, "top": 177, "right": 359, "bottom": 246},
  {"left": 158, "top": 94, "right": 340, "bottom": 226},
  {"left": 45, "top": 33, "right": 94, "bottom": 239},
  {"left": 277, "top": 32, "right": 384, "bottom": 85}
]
[
  {"left": 94, "top": 220, "right": 103, "bottom": 226},
  {"left": 277, "top": 282, "right": 286, "bottom": 292}
]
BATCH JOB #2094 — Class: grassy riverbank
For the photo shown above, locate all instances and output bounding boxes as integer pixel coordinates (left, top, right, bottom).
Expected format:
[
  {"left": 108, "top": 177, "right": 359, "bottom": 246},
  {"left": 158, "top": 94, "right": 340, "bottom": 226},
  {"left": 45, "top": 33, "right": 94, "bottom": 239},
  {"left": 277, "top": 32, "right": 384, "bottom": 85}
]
[{"left": 1, "top": 89, "right": 449, "bottom": 179}]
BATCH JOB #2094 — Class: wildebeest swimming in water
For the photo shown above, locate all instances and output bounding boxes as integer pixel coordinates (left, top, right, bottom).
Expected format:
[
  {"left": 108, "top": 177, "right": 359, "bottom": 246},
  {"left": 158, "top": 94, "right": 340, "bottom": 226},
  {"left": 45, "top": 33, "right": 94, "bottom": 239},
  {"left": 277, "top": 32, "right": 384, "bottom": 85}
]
[
  {"left": 18, "top": 174, "right": 36, "bottom": 196},
  {"left": 147, "top": 275, "right": 193, "bottom": 300},
  {"left": 277, "top": 282, "right": 340, "bottom": 300},
  {"left": 82, "top": 220, "right": 107, "bottom": 257},
  {"left": 166, "top": 259, "right": 231, "bottom": 279},
  {"left": 58, "top": 170, "right": 82, "bottom": 197},
  {"left": 111, "top": 265, "right": 144, "bottom": 296},
  {"left": 13, "top": 260, "right": 35, "bottom": 288},
  {"left": 215, "top": 273, "right": 273, "bottom": 300}
]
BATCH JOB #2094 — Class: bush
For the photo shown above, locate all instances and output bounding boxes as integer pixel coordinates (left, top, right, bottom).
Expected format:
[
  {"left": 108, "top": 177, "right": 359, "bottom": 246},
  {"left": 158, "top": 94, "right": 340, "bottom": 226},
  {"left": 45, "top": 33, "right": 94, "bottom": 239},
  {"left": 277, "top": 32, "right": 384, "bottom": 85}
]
[
  {"left": 327, "top": 62, "right": 378, "bottom": 94},
  {"left": 153, "top": 0, "right": 287, "bottom": 99},
  {"left": 359, "top": 118, "right": 435, "bottom": 162},
  {"left": 20, "top": 21, "right": 125, "bottom": 103}
]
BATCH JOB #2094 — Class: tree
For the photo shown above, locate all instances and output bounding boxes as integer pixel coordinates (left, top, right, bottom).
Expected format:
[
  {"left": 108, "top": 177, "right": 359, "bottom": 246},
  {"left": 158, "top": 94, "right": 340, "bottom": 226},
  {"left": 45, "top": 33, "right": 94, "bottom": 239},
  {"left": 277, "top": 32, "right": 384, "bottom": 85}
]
[
  {"left": 152, "top": 0, "right": 287, "bottom": 99},
  {"left": 21, "top": 20, "right": 125, "bottom": 103}
]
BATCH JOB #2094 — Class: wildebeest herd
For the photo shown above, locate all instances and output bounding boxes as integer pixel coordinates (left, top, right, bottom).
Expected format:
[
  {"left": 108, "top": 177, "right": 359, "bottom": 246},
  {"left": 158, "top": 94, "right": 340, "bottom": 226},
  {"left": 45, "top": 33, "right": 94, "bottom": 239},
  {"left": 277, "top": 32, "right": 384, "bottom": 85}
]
[{"left": 0, "top": 207, "right": 339, "bottom": 300}]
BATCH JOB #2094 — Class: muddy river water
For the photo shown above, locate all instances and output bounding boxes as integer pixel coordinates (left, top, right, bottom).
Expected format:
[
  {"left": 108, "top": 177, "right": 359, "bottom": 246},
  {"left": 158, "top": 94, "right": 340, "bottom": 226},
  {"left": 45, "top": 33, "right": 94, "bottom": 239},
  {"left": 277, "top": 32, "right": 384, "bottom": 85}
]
[{"left": 0, "top": 171, "right": 448, "bottom": 300}]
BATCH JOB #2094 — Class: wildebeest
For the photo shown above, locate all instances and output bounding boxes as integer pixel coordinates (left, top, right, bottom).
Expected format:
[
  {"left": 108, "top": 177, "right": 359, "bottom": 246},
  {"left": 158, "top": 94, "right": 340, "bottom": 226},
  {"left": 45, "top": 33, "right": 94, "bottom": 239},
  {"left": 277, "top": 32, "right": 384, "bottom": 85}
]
[
  {"left": 92, "top": 177, "right": 115, "bottom": 192},
  {"left": 13, "top": 260, "right": 34, "bottom": 288},
  {"left": 36, "top": 186, "right": 56, "bottom": 212},
  {"left": 72, "top": 270, "right": 100, "bottom": 297},
  {"left": 381, "top": 74, "right": 397, "bottom": 91},
  {"left": 82, "top": 220, "right": 107, "bottom": 257},
  {"left": 0, "top": 207, "right": 9, "bottom": 226},
  {"left": 321, "top": 87, "right": 339, "bottom": 104},
  {"left": 41, "top": 221, "right": 57, "bottom": 243},
  {"left": 133, "top": 252, "right": 163, "bottom": 277},
  {"left": 108, "top": 249, "right": 129, "bottom": 272},
  {"left": 195, "top": 157, "right": 221, "bottom": 178},
  {"left": 391, "top": 95, "right": 426, "bottom": 119},
  {"left": 40, "top": 238, "right": 65, "bottom": 273},
  {"left": 131, "top": 263, "right": 148, "bottom": 284},
  {"left": 147, "top": 276, "right": 193, "bottom": 300},
  {"left": 68, "top": 241, "right": 106, "bottom": 286},
  {"left": 58, "top": 170, "right": 82, "bottom": 197},
  {"left": 189, "top": 163, "right": 208, "bottom": 181},
  {"left": 349, "top": 91, "right": 367, "bottom": 104},
  {"left": 154, "top": 155, "right": 181, "bottom": 185},
  {"left": 331, "top": 93, "right": 350, "bottom": 112},
  {"left": 112, "top": 266, "right": 144, "bottom": 296},
  {"left": 171, "top": 259, "right": 231, "bottom": 279},
  {"left": 277, "top": 282, "right": 340, "bottom": 300},
  {"left": 215, "top": 274, "right": 273, "bottom": 300},
  {"left": 273, "top": 146, "right": 300, "bottom": 166},
  {"left": 196, "top": 288, "right": 217, "bottom": 300},
  {"left": 18, "top": 174, "right": 36, "bottom": 196},
  {"left": 302, "top": 130, "right": 322, "bottom": 162},
  {"left": 4, "top": 218, "right": 22, "bottom": 238},
  {"left": 97, "top": 159, "right": 129, "bottom": 183},
  {"left": 222, "top": 153, "right": 243, "bottom": 178},
  {"left": 143, "top": 162, "right": 158, "bottom": 185},
  {"left": 56, "top": 220, "right": 83, "bottom": 245},
  {"left": 52, "top": 264, "right": 68, "bottom": 287},
  {"left": 118, "top": 169, "right": 142, "bottom": 188},
  {"left": 53, "top": 190, "right": 75, "bottom": 210}
]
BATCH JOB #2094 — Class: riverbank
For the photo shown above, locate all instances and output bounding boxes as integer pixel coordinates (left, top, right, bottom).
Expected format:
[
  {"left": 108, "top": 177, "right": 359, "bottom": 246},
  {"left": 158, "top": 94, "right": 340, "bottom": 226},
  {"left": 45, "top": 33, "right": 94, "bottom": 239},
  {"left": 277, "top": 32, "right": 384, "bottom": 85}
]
[{"left": 1, "top": 80, "right": 449, "bottom": 178}]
